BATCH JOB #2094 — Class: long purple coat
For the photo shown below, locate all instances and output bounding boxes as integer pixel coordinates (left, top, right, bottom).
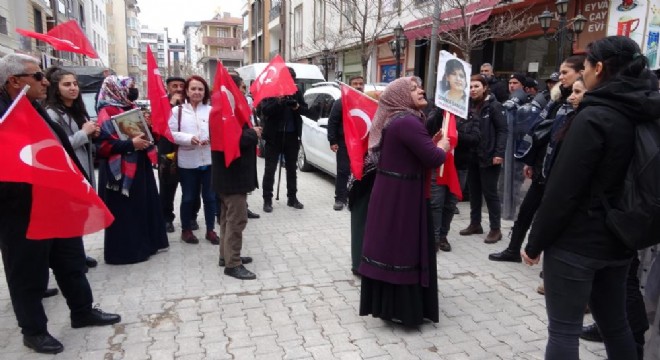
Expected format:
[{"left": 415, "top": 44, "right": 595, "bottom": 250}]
[{"left": 358, "top": 114, "right": 446, "bottom": 286}]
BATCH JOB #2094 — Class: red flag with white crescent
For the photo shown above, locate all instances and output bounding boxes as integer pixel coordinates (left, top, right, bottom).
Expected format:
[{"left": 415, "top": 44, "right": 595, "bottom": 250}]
[
  {"left": 47, "top": 20, "right": 99, "bottom": 58},
  {"left": 249, "top": 55, "right": 298, "bottom": 108},
  {"left": 209, "top": 62, "right": 252, "bottom": 166},
  {"left": 340, "top": 83, "right": 378, "bottom": 180},
  {"left": 0, "top": 90, "right": 114, "bottom": 239},
  {"left": 436, "top": 112, "right": 462, "bottom": 200},
  {"left": 146, "top": 45, "right": 173, "bottom": 142}
]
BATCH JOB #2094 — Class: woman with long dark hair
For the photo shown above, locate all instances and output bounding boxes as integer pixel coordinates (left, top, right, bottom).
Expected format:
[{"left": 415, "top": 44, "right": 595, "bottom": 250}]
[
  {"left": 523, "top": 36, "right": 660, "bottom": 359},
  {"left": 459, "top": 74, "right": 507, "bottom": 243},
  {"left": 45, "top": 67, "right": 101, "bottom": 268}
]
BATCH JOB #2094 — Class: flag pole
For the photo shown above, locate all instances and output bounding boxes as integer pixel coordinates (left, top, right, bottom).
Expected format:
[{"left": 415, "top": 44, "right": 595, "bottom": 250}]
[
  {"left": 438, "top": 110, "right": 450, "bottom": 177},
  {"left": 0, "top": 86, "right": 29, "bottom": 124}
]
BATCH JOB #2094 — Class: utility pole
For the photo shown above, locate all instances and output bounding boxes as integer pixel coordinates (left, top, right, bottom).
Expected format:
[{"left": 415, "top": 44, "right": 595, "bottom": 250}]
[{"left": 425, "top": 0, "right": 441, "bottom": 100}]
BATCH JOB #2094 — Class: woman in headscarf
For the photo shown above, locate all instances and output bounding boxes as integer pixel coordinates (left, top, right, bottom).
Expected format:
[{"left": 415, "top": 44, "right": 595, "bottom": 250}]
[
  {"left": 358, "top": 77, "right": 450, "bottom": 327},
  {"left": 96, "top": 75, "right": 169, "bottom": 265}
]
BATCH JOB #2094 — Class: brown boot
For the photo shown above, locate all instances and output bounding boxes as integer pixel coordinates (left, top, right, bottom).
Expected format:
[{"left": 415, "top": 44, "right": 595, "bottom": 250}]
[
  {"left": 484, "top": 229, "right": 502, "bottom": 244},
  {"left": 459, "top": 223, "right": 483, "bottom": 236}
]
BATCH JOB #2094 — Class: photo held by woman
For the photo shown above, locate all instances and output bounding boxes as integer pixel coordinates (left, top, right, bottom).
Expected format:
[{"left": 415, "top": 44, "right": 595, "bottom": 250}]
[{"left": 96, "top": 75, "right": 169, "bottom": 265}]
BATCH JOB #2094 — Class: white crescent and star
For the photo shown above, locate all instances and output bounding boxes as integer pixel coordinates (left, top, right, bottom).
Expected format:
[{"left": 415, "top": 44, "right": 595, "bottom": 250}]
[
  {"left": 257, "top": 66, "right": 277, "bottom": 85},
  {"left": 221, "top": 85, "right": 236, "bottom": 115},
  {"left": 348, "top": 109, "right": 372, "bottom": 140},
  {"left": 20, "top": 139, "right": 66, "bottom": 172},
  {"left": 59, "top": 39, "right": 81, "bottom": 50},
  {"left": 20, "top": 139, "right": 92, "bottom": 193}
]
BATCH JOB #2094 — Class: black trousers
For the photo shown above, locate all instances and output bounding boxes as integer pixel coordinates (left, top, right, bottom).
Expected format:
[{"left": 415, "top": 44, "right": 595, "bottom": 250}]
[
  {"left": 0, "top": 235, "right": 93, "bottom": 336},
  {"left": 263, "top": 132, "right": 299, "bottom": 201},
  {"left": 507, "top": 180, "right": 545, "bottom": 252},
  {"left": 626, "top": 256, "right": 649, "bottom": 359},
  {"left": 467, "top": 162, "right": 502, "bottom": 230},
  {"left": 158, "top": 166, "right": 201, "bottom": 223},
  {"left": 335, "top": 142, "right": 350, "bottom": 203}
]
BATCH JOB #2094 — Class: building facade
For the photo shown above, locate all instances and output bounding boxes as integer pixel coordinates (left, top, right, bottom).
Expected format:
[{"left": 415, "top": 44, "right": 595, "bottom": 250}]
[
  {"left": 125, "top": 0, "right": 141, "bottom": 84},
  {"left": 84, "top": 0, "right": 110, "bottom": 66},
  {"left": 183, "top": 21, "right": 201, "bottom": 73},
  {"left": 138, "top": 26, "right": 166, "bottom": 95},
  {"left": 107, "top": 0, "right": 128, "bottom": 75},
  {"left": 196, "top": 12, "right": 244, "bottom": 82}
]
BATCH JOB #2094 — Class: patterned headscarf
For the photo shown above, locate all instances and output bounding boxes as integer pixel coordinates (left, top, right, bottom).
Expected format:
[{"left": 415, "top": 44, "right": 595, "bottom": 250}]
[
  {"left": 368, "top": 77, "right": 424, "bottom": 151},
  {"left": 96, "top": 75, "right": 133, "bottom": 111}
]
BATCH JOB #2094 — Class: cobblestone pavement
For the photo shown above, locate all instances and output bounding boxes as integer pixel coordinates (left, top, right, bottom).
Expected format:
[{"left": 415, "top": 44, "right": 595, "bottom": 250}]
[{"left": 0, "top": 159, "right": 608, "bottom": 359}]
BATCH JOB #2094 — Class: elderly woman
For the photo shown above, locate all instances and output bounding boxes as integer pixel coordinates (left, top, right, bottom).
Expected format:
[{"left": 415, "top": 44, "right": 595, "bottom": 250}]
[
  {"left": 358, "top": 77, "right": 450, "bottom": 327},
  {"left": 96, "top": 75, "right": 169, "bottom": 265}
]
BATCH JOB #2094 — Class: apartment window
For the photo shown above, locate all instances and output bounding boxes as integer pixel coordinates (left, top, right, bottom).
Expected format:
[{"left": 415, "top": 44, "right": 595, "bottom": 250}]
[
  {"left": 0, "top": 16, "right": 7, "bottom": 35},
  {"left": 293, "top": 5, "right": 302, "bottom": 48},
  {"left": 314, "top": 0, "right": 325, "bottom": 40},
  {"left": 382, "top": 0, "right": 399, "bottom": 14},
  {"left": 341, "top": 0, "right": 355, "bottom": 31},
  {"left": 217, "top": 28, "right": 230, "bottom": 37}
]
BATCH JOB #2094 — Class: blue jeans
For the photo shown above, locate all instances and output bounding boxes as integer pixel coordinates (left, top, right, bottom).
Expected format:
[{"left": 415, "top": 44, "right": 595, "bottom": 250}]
[
  {"left": 178, "top": 166, "right": 216, "bottom": 232},
  {"left": 543, "top": 247, "right": 636, "bottom": 360}
]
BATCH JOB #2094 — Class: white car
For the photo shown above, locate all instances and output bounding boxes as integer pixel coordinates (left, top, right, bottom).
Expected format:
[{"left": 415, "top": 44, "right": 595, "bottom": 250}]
[
  {"left": 297, "top": 82, "right": 385, "bottom": 177},
  {"left": 298, "top": 83, "right": 340, "bottom": 176}
]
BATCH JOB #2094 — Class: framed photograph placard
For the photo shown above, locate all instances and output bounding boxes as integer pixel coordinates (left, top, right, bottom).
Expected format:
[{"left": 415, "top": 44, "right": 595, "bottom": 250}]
[{"left": 110, "top": 108, "right": 153, "bottom": 142}]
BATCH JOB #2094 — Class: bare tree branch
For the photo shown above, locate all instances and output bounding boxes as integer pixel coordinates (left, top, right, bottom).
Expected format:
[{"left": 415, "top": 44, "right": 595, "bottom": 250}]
[
  {"left": 314, "top": 0, "right": 415, "bottom": 78},
  {"left": 416, "top": 0, "right": 530, "bottom": 62}
]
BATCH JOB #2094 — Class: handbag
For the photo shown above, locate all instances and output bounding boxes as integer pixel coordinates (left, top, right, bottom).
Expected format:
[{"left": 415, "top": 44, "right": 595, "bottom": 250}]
[{"left": 160, "top": 106, "right": 182, "bottom": 176}]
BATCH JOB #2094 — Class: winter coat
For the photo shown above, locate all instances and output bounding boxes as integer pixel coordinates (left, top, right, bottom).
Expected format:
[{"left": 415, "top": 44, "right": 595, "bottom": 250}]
[
  {"left": 525, "top": 75, "right": 660, "bottom": 260},
  {"left": 211, "top": 124, "right": 259, "bottom": 195},
  {"left": 259, "top": 88, "right": 308, "bottom": 142},
  {"left": 470, "top": 95, "right": 507, "bottom": 167},
  {"left": 327, "top": 99, "right": 344, "bottom": 146},
  {"left": 425, "top": 106, "right": 480, "bottom": 170},
  {"left": 168, "top": 103, "right": 212, "bottom": 169}
]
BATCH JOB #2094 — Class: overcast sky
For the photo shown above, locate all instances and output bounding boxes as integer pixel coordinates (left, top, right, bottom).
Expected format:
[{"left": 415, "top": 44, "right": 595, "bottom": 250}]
[{"left": 137, "top": 1, "right": 244, "bottom": 39}]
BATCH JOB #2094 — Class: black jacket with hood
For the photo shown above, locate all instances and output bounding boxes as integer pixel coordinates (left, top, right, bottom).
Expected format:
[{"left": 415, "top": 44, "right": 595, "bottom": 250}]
[{"left": 525, "top": 75, "right": 660, "bottom": 259}]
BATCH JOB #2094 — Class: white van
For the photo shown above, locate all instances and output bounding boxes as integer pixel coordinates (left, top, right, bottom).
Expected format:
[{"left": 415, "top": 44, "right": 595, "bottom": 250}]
[{"left": 236, "top": 62, "right": 325, "bottom": 95}]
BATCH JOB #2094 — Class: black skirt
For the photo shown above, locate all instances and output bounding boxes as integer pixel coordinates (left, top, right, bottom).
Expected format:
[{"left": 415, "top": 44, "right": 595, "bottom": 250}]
[{"left": 358, "top": 202, "right": 439, "bottom": 327}]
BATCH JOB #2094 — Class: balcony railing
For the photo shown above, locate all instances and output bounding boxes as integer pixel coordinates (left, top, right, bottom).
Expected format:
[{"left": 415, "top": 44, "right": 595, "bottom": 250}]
[
  {"left": 218, "top": 49, "right": 244, "bottom": 61},
  {"left": 269, "top": 4, "right": 281, "bottom": 21},
  {"left": 202, "top": 36, "right": 240, "bottom": 48}
]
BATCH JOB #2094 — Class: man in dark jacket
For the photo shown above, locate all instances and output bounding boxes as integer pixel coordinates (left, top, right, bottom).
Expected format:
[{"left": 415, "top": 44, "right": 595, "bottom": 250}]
[
  {"left": 0, "top": 54, "right": 120, "bottom": 354},
  {"left": 212, "top": 75, "right": 262, "bottom": 280},
  {"left": 258, "top": 67, "right": 308, "bottom": 213},
  {"left": 327, "top": 75, "right": 364, "bottom": 211},
  {"left": 480, "top": 63, "right": 508, "bottom": 103}
]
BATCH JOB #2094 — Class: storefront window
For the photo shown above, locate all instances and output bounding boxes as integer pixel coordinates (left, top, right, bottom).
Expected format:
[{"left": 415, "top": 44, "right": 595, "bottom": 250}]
[{"left": 494, "top": 35, "right": 569, "bottom": 80}]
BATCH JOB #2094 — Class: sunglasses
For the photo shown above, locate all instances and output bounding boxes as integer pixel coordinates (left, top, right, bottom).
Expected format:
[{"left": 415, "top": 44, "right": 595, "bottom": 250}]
[{"left": 14, "top": 72, "right": 45, "bottom": 81}]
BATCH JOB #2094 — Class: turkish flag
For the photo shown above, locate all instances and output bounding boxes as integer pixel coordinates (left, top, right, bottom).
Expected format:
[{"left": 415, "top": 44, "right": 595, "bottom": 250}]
[
  {"left": 249, "top": 54, "right": 298, "bottom": 108},
  {"left": 47, "top": 20, "right": 99, "bottom": 58},
  {"left": 0, "top": 92, "right": 114, "bottom": 239},
  {"left": 436, "top": 112, "right": 462, "bottom": 200},
  {"left": 340, "top": 84, "right": 378, "bottom": 180},
  {"left": 210, "top": 62, "right": 252, "bottom": 166},
  {"left": 146, "top": 46, "right": 173, "bottom": 142}
]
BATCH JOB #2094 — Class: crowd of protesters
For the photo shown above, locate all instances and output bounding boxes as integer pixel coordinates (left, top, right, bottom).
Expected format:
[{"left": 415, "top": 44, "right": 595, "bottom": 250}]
[{"left": 0, "top": 35, "right": 658, "bottom": 359}]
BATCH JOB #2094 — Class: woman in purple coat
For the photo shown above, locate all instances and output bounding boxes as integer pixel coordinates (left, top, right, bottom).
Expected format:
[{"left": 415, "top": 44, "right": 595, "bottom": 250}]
[{"left": 359, "top": 77, "right": 450, "bottom": 326}]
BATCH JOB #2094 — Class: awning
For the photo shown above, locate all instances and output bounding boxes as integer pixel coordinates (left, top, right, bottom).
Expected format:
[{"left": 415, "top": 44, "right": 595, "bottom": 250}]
[{"left": 404, "top": 0, "right": 499, "bottom": 40}]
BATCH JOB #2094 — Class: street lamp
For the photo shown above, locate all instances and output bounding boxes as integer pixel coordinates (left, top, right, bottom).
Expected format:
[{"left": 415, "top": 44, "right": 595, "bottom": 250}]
[
  {"left": 321, "top": 46, "right": 331, "bottom": 81},
  {"left": 538, "top": 0, "right": 588, "bottom": 70},
  {"left": 388, "top": 23, "right": 408, "bottom": 79}
]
